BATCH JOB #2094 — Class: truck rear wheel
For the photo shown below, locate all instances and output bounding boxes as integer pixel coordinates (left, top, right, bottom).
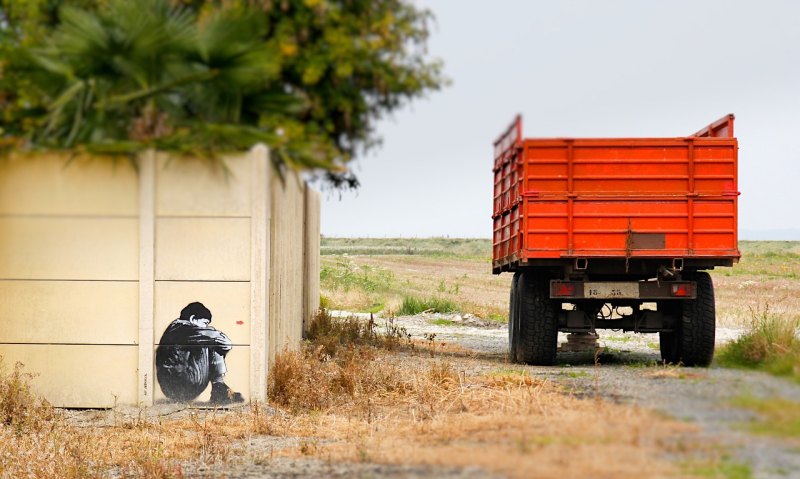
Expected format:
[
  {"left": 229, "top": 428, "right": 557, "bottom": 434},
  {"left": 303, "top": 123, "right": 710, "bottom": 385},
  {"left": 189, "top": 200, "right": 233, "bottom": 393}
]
[
  {"left": 659, "top": 272, "right": 716, "bottom": 367},
  {"left": 508, "top": 272, "right": 521, "bottom": 362},
  {"left": 678, "top": 272, "right": 716, "bottom": 366},
  {"left": 516, "top": 271, "right": 558, "bottom": 365}
]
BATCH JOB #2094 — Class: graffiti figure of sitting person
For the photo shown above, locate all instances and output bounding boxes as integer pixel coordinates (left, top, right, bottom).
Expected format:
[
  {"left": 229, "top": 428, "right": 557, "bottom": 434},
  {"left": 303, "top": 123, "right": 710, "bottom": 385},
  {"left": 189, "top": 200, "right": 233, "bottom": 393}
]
[{"left": 156, "top": 302, "right": 244, "bottom": 405}]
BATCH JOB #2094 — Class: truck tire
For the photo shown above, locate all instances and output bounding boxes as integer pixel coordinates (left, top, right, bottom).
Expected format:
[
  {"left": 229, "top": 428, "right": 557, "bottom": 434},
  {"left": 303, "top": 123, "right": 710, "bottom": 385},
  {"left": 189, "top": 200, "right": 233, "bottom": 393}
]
[
  {"left": 659, "top": 273, "right": 716, "bottom": 366},
  {"left": 508, "top": 272, "right": 521, "bottom": 362},
  {"left": 516, "top": 271, "right": 559, "bottom": 365},
  {"left": 678, "top": 272, "right": 716, "bottom": 367}
]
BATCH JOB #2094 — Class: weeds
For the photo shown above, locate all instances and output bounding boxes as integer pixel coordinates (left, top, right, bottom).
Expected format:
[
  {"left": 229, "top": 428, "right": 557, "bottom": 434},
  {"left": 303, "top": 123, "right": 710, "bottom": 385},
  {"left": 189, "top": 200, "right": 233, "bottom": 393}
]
[
  {"left": 269, "top": 310, "right": 436, "bottom": 413},
  {"left": 306, "top": 309, "right": 412, "bottom": 357},
  {"left": 0, "top": 361, "right": 55, "bottom": 434},
  {"left": 320, "top": 258, "right": 394, "bottom": 312},
  {"left": 428, "top": 318, "right": 454, "bottom": 326},
  {"left": 320, "top": 258, "right": 395, "bottom": 294},
  {"left": 398, "top": 295, "right": 457, "bottom": 315},
  {"left": 716, "top": 303, "right": 800, "bottom": 381}
]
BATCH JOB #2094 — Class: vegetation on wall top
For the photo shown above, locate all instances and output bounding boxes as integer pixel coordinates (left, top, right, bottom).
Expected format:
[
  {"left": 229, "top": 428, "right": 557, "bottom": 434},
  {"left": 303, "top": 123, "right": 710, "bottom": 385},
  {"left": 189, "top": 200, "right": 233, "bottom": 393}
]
[{"left": 0, "top": 0, "right": 445, "bottom": 180}]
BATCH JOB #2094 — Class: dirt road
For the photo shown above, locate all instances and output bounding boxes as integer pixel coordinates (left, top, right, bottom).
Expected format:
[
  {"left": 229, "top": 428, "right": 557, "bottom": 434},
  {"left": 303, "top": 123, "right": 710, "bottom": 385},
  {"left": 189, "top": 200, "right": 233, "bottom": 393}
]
[{"left": 377, "top": 312, "right": 800, "bottom": 479}]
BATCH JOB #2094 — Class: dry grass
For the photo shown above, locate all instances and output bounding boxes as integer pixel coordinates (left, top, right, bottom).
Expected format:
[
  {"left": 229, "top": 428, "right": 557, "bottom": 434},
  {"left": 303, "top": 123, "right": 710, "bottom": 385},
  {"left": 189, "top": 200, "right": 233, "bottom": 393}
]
[
  {"left": 0, "top": 361, "right": 56, "bottom": 433},
  {"left": 0, "top": 312, "right": 724, "bottom": 478},
  {"left": 261, "top": 313, "right": 699, "bottom": 478},
  {"left": 274, "top": 357, "right": 696, "bottom": 479},
  {"left": 644, "top": 363, "right": 706, "bottom": 380}
]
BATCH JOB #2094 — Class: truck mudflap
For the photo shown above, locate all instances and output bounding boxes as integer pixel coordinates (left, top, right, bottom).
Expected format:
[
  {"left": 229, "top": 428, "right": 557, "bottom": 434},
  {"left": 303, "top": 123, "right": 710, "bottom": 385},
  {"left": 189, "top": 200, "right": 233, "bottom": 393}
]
[{"left": 550, "top": 280, "right": 696, "bottom": 300}]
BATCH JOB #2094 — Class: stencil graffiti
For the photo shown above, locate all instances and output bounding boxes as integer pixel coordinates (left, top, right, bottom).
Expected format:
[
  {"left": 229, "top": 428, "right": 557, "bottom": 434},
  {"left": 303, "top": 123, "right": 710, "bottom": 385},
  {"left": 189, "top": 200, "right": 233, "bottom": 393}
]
[{"left": 155, "top": 302, "right": 244, "bottom": 405}]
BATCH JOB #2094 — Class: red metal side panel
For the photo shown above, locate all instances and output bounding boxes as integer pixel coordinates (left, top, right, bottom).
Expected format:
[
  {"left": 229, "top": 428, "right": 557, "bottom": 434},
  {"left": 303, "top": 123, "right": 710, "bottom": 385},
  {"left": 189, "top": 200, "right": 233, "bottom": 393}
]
[
  {"left": 693, "top": 114, "right": 735, "bottom": 138},
  {"left": 492, "top": 116, "right": 523, "bottom": 269},
  {"left": 492, "top": 115, "right": 740, "bottom": 267}
]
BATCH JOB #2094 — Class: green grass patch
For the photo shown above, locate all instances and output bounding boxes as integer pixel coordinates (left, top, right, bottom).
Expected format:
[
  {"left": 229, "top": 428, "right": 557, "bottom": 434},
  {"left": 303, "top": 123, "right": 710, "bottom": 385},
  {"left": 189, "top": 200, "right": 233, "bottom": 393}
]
[
  {"left": 682, "top": 456, "right": 753, "bottom": 479},
  {"left": 646, "top": 341, "right": 660, "bottom": 350},
  {"left": 720, "top": 241, "right": 800, "bottom": 279},
  {"left": 428, "top": 318, "right": 455, "bottom": 326},
  {"left": 398, "top": 296, "right": 458, "bottom": 315},
  {"left": 716, "top": 304, "right": 800, "bottom": 382},
  {"left": 731, "top": 396, "right": 800, "bottom": 439},
  {"left": 604, "top": 335, "right": 634, "bottom": 343},
  {"left": 487, "top": 312, "right": 507, "bottom": 323}
]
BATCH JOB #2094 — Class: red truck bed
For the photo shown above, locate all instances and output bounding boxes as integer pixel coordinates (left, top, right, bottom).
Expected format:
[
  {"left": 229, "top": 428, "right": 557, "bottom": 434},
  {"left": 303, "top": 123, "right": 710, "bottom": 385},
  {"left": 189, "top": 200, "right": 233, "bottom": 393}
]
[{"left": 492, "top": 115, "right": 740, "bottom": 273}]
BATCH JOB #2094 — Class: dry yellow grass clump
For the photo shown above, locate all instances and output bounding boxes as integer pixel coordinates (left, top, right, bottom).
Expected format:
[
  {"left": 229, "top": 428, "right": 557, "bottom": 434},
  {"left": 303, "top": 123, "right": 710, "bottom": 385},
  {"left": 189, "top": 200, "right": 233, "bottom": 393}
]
[{"left": 0, "top": 312, "right": 706, "bottom": 479}]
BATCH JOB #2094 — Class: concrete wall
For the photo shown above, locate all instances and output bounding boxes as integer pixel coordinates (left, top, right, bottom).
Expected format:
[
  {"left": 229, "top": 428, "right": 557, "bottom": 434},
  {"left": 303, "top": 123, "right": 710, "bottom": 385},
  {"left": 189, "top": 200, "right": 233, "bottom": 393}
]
[{"left": 0, "top": 146, "right": 320, "bottom": 407}]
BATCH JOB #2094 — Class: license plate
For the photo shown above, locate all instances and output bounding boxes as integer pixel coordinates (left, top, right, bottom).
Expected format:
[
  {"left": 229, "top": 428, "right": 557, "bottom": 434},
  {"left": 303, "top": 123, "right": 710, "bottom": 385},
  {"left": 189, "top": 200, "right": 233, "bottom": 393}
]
[{"left": 584, "top": 282, "right": 640, "bottom": 299}]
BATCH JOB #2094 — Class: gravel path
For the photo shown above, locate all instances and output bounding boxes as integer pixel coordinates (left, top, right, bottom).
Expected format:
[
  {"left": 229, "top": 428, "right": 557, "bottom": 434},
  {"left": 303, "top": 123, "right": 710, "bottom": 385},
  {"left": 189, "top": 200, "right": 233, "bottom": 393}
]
[{"left": 365, "top": 312, "right": 800, "bottom": 479}]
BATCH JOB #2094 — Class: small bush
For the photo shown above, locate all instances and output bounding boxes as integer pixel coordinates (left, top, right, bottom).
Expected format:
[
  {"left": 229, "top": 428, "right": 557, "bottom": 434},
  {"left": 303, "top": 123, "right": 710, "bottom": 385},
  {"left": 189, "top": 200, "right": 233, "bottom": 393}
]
[
  {"left": 398, "top": 296, "right": 457, "bottom": 316},
  {"left": 268, "top": 343, "right": 461, "bottom": 415},
  {"left": 268, "top": 344, "right": 408, "bottom": 412},
  {"left": 270, "top": 309, "right": 460, "bottom": 412},
  {"left": 717, "top": 304, "right": 800, "bottom": 380},
  {"left": 307, "top": 309, "right": 376, "bottom": 357},
  {"left": 306, "top": 310, "right": 413, "bottom": 357},
  {"left": 0, "top": 360, "right": 55, "bottom": 434}
]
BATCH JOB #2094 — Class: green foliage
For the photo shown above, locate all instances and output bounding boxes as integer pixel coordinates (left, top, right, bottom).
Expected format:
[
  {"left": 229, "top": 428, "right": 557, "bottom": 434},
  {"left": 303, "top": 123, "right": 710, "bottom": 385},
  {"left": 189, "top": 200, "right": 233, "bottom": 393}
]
[
  {"left": 0, "top": 0, "right": 445, "bottom": 176},
  {"left": 398, "top": 295, "right": 457, "bottom": 315},
  {"left": 320, "top": 258, "right": 394, "bottom": 294},
  {"left": 716, "top": 304, "right": 800, "bottom": 381}
]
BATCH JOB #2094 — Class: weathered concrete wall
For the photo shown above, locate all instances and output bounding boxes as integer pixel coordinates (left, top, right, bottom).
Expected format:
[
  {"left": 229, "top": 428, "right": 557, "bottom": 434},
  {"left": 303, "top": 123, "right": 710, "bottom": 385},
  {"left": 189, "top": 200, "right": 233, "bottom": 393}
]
[
  {"left": 303, "top": 185, "right": 321, "bottom": 334},
  {"left": 0, "top": 155, "right": 139, "bottom": 407},
  {"left": 268, "top": 173, "right": 305, "bottom": 364},
  {"left": 0, "top": 146, "right": 320, "bottom": 407}
]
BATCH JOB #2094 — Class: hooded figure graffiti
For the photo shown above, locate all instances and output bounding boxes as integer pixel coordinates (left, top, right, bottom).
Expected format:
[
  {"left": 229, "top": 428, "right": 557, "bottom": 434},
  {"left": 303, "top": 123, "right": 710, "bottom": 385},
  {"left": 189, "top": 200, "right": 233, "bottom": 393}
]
[{"left": 156, "top": 302, "right": 244, "bottom": 404}]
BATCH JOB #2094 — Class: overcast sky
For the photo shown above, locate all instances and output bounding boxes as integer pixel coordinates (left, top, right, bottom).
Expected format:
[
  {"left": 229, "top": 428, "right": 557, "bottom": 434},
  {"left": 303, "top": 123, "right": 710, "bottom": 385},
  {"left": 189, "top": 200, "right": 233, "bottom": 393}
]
[{"left": 321, "top": 0, "right": 800, "bottom": 239}]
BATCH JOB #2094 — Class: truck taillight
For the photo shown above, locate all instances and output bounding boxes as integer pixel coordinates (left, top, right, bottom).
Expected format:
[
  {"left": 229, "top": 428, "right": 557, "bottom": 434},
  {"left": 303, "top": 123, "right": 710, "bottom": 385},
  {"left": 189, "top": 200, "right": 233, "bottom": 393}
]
[
  {"left": 553, "top": 282, "right": 577, "bottom": 297},
  {"left": 671, "top": 284, "right": 691, "bottom": 297}
]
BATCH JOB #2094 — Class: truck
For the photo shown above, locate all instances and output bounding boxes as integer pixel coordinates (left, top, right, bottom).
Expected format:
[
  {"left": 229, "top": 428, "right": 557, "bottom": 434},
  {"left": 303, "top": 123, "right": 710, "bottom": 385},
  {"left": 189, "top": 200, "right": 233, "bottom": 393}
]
[{"left": 493, "top": 114, "right": 740, "bottom": 366}]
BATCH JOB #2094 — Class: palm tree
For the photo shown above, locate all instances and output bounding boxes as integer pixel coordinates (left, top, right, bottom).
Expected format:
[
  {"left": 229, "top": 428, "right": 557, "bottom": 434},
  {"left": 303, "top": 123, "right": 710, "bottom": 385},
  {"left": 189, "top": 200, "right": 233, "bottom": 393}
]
[{"left": 16, "top": 0, "right": 334, "bottom": 169}]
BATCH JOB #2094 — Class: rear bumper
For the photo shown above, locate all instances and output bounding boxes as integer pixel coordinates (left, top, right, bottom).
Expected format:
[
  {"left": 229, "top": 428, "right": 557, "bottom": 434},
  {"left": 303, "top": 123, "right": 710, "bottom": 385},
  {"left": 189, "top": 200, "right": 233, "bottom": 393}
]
[{"left": 550, "top": 280, "right": 697, "bottom": 300}]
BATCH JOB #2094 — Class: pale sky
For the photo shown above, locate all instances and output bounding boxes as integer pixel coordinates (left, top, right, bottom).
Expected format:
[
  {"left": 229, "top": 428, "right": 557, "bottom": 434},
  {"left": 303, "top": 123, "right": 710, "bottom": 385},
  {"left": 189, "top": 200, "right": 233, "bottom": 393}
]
[{"left": 321, "top": 0, "right": 800, "bottom": 239}]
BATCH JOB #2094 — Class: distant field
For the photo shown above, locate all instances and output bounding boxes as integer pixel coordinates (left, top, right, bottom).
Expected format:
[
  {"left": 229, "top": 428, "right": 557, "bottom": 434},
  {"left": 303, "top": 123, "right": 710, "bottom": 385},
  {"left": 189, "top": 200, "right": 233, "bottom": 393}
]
[
  {"left": 321, "top": 237, "right": 491, "bottom": 259},
  {"left": 321, "top": 238, "right": 800, "bottom": 327}
]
